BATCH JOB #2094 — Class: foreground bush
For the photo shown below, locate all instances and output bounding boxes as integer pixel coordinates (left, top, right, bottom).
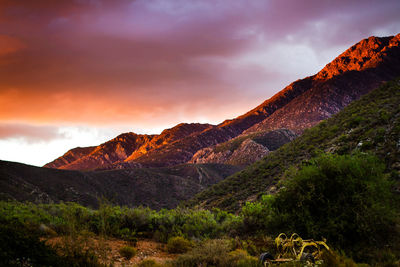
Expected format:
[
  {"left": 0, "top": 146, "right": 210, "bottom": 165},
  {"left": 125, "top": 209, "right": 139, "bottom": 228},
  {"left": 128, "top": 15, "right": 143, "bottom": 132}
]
[
  {"left": 245, "top": 153, "right": 399, "bottom": 262},
  {"left": 119, "top": 246, "right": 137, "bottom": 260},
  {"left": 173, "top": 239, "right": 261, "bottom": 267},
  {"left": 135, "top": 259, "right": 165, "bottom": 267},
  {"left": 173, "top": 239, "right": 232, "bottom": 267},
  {"left": 0, "top": 219, "right": 105, "bottom": 267},
  {"left": 0, "top": 220, "right": 66, "bottom": 266},
  {"left": 167, "top": 236, "right": 192, "bottom": 253}
]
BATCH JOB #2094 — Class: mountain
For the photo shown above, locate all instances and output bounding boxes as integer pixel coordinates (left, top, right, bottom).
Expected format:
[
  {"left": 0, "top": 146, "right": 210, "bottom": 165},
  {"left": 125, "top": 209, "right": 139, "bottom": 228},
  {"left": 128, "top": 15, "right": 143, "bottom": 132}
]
[
  {"left": 245, "top": 34, "right": 400, "bottom": 134},
  {"left": 190, "top": 129, "right": 297, "bottom": 166},
  {"left": 46, "top": 146, "right": 97, "bottom": 169},
  {"left": 46, "top": 34, "right": 400, "bottom": 170},
  {"left": 186, "top": 78, "right": 400, "bottom": 211},
  {"left": 45, "top": 123, "right": 213, "bottom": 170},
  {"left": 0, "top": 160, "right": 240, "bottom": 209}
]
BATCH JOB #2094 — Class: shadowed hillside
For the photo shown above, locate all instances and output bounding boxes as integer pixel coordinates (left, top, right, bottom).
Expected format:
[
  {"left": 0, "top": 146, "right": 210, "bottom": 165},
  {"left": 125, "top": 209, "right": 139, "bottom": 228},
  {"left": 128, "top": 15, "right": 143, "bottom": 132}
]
[
  {"left": 0, "top": 161, "right": 240, "bottom": 209},
  {"left": 187, "top": 78, "right": 400, "bottom": 211}
]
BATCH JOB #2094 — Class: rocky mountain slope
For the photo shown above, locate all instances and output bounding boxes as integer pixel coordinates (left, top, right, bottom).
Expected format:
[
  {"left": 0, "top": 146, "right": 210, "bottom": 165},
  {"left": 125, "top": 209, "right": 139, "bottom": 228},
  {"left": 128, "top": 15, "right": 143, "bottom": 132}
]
[
  {"left": 1, "top": 160, "right": 240, "bottom": 209},
  {"left": 190, "top": 129, "right": 297, "bottom": 166},
  {"left": 46, "top": 33, "right": 400, "bottom": 170},
  {"left": 46, "top": 146, "right": 97, "bottom": 169},
  {"left": 45, "top": 123, "right": 213, "bottom": 170},
  {"left": 245, "top": 34, "right": 400, "bottom": 134},
  {"left": 186, "top": 78, "right": 400, "bottom": 211}
]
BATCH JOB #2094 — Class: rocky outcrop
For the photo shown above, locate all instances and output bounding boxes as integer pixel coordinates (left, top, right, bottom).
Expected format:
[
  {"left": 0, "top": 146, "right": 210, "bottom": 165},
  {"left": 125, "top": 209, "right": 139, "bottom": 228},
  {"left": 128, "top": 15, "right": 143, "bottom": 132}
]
[
  {"left": 191, "top": 148, "right": 232, "bottom": 165},
  {"left": 45, "top": 146, "right": 96, "bottom": 169},
  {"left": 227, "top": 139, "right": 270, "bottom": 165},
  {"left": 190, "top": 129, "right": 297, "bottom": 166}
]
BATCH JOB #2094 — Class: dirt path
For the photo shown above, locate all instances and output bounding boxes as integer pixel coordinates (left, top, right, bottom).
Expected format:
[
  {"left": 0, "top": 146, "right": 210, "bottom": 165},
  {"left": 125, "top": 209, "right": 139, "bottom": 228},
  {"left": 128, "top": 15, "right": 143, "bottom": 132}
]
[{"left": 45, "top": 237, "right": 177, "bottom": 266}]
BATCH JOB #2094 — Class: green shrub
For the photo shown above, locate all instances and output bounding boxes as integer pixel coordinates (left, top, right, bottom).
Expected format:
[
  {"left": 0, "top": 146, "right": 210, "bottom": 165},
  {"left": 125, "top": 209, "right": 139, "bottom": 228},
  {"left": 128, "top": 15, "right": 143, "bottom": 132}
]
[
  {"left": 173, "top": 239, "right": 232, "bottom": 267},
  {"left": 174, "top": 239, "right": 263, "bottom": 267},
  {"left": 167, "top": 236, "right": 192, "bottom": 254},
  {"left": 0, "top": 220, "right": 67, "bottom": 266},
  {"left": 319, "top": 250, "right": 371, "bottom": 267},
  {"left": 0, "top": 218, "right": 105, "bottom": 267},
  {"left": 235, "top": 256, "right": 261, "bottom": 267},
  {"left": 119, "top": 246, "right": 137, "bottom": 260},
  {"left": 266, "top": 153, "right": 399, "bottom": 260},
  {"left": 229, "top": 249, "right": 261, "bottom": 267},
  {"left": 119, "top": 227, "right": 138, "bottom": 246},
  {"left": 135, "top": 259, "right": 164, "bottom": 267}
]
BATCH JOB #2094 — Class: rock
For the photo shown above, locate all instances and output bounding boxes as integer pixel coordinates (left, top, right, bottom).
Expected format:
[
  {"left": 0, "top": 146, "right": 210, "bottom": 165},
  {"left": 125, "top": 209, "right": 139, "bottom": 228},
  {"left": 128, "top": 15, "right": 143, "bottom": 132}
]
[
  {"left": 190, "top": 129, "right": 297, "bottom": 166},
  {"left": 227, "top": 139, "right": 270, "bottom": 165}
]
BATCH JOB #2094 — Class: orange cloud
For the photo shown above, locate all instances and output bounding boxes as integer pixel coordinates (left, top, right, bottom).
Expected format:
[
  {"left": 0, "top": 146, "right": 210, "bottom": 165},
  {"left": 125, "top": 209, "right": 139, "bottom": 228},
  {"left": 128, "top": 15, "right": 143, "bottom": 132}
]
[
  {"left": 0, "top": 0, "right": 399, "bottom": 132},
  {"left": 0, "top": 86, "right": 256, "bottom": 129},
  {"left": 0, "top": 35, "right": 25, "bottom": 56}
]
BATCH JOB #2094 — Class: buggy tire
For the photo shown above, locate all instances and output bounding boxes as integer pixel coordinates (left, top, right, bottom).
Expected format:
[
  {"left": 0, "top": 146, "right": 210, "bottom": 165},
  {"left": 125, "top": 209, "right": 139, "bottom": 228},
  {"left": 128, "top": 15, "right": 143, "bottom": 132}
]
[
  {"left": 259, "top": 252, "right": 274, "bottom": 263},
  {"left": 300, "top": 252, "right": 315, "bottom": 263}
]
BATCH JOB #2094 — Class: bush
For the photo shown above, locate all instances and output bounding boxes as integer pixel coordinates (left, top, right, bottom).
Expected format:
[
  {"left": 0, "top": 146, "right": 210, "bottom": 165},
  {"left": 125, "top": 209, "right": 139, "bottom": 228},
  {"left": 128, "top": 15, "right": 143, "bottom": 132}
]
[
  {"left": 167, "top": 236, "right": 192, "bottom": 254},
  {"left": 0, "top": 220, "right": 67, "bottom": 266},
  {"left": 267, "top": 153, "right": 399, "bottom": 260},
  {"left": 135, "top": 259, "right": 163, "bottom": 267},
  {"left": 0, "top": 218, "right": 106, "bottom": 267},
  {"left": 173, "top": 239, "right": 232, "bottom": 267},
  {"left": 229, "top": 249, "right": 261, "bottom": 267},
  {"left": 235, "top": 256, "right": 261, "bottom": 267},
  {"left": 174, "top": 239, "right": 263, "bottom": 267},
  {"left": 119, "top": 227, "right": 138, "bottom": 246},
  {"left": 319, "top": 250, "right": 370, "bottom": 267},
  {"left": 119, "top": 246, "right": 137, "bottom": 260}
]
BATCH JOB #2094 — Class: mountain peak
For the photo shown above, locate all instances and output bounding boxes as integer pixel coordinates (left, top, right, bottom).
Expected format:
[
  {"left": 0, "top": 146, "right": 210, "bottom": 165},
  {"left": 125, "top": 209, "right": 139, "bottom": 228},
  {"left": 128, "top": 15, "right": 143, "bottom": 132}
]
[
  {"left": 316, "top": 34, "right": 398, "bottom": 80},
  {"left": 244, "top": 33, "right": 400, "bottom": 135}
]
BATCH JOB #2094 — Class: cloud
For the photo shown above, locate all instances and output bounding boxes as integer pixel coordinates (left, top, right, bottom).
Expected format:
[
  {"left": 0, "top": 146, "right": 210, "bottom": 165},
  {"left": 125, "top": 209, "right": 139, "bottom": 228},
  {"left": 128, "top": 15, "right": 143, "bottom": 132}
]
[
  {"left": 0, "top": 125, "right": 123, "bottom": 166},
  {"left": 0, "top": 123, "right": 67, "bottom": 142},
  {"left": 0, "top": 0, "right": 399, "bottom": 129},
  {"left": 0, "top": 35, "right": 25, "bottom": 57}
]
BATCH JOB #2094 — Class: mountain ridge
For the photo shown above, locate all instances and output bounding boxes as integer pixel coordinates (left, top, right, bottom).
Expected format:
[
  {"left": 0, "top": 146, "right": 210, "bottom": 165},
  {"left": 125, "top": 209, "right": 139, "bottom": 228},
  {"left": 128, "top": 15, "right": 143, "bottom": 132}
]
[
  {"left": 245, "top": 33, "right": 400, "bottom": 134},
  {"left": 45, "top": 33, "right": 400, "bottom": 170},
  {"left": 45, "top": 123, "right": 213, "bottom": 170}
]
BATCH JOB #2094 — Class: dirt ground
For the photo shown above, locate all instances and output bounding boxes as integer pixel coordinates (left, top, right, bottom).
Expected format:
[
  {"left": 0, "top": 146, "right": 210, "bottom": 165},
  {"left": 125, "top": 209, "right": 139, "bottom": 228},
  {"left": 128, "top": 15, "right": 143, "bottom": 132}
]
[{"left": 45, "top": 236, "right": 177, "bottom": 266}]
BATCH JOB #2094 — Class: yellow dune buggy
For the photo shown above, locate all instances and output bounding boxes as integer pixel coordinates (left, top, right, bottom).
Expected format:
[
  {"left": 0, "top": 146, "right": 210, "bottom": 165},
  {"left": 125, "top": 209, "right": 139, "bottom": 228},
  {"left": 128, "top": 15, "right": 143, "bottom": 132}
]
[{"left": 259, "top": 233, "right": 330, "bottom": 265}]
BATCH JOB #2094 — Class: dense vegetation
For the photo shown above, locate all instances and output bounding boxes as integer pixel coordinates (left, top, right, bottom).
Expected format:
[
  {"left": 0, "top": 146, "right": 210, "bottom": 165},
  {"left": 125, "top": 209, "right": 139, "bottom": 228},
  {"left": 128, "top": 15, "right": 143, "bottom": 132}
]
[
  {"left": 241, "top": 153, "right": 399, "bottom": 262},
  {"left": 187, "top": 78, "right": 400, "bottom": 212},
  {"left": 1, "top": 152, "right": 399, "bottom": 265}
]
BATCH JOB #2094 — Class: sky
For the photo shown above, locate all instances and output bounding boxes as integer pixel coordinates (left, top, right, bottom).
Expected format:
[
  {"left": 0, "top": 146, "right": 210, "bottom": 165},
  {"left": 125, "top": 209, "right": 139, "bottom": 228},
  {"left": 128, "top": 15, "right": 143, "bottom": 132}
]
[{"left": 0, "top": 0, "right": 399, "bottom": 166}]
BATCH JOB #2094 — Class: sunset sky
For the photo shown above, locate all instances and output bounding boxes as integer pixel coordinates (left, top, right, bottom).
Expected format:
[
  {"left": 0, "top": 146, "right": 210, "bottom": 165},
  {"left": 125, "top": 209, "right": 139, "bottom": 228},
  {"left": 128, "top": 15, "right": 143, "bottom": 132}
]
[{"left": 1, "top": 0, "right": 399, "bottom": 166}]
